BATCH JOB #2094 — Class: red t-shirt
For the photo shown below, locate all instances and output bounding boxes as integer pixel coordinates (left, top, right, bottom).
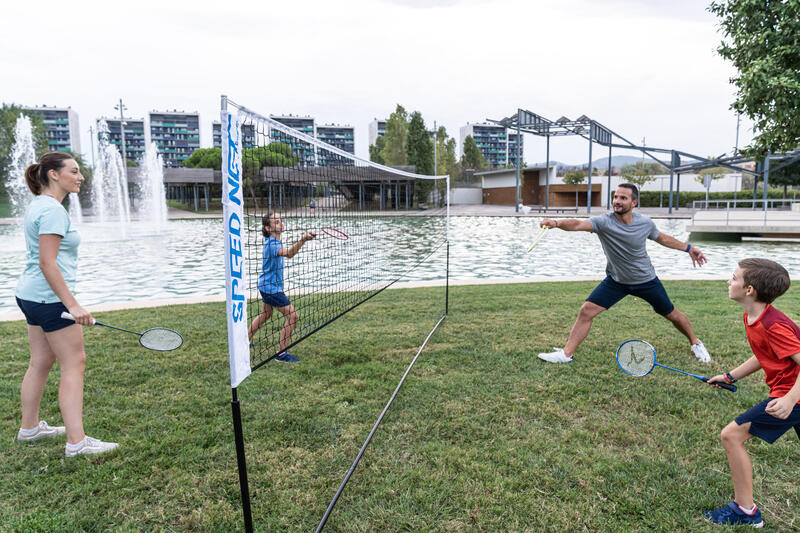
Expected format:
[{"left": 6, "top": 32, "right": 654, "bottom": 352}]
[{"left": 744, "top": 304, "right": 800, "bottom": 401}]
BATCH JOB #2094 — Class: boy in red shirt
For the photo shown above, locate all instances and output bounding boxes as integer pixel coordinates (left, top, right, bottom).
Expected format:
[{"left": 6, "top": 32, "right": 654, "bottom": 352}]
[{"left": 704, "top": 258, "right": 800, "bottom": 527}]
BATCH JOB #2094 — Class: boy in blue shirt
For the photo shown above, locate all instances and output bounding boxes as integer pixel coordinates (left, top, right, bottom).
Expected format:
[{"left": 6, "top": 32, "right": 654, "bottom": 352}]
[{"left": 248, "top": 213, "right": 314, "bottom": 362}]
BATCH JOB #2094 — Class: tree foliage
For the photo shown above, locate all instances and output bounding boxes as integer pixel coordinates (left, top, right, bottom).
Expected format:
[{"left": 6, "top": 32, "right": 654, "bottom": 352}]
[
  {"left": 380, "top": 105, "right": 408, "bottom": 166},
  {"left": 767, "top": 158, "right": 800, "bottom": 197},
  {"left": 369, "top": 136, "right": 385, "bottom": 165},
  {"left": 461, "top": 135, "right": 487, "bottom": 170},
  {"left": 709, "top": 0, "right": 800, "bottom": 156},
  {"left": 406, "top": 111, "right": 433, "bottom": 175},
  {"left": 435, "top": 126, "right": 458, "bottom": 178},
  {"left": 184, "top": 148, "right": 222, "bottom": 169}
]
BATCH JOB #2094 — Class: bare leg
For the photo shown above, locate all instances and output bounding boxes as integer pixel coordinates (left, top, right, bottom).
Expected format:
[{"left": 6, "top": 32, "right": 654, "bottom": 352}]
[
  {"left": 248, "top": 303, "right": 274, "bottom": 341},
  {"left": 720, "top": 421, "right": 755, "bottom": 509},
  {"left": 563, "top": 301, "right": 606, "bottom": 356},
  {"left": 20, "top": 325, "right": 57, "bottom": 429},
  {"left": 276, "top": 304, "right": 298, "bottom": 352},
  {"left": 44, "top": 324, "right": 87, "bottom": 445},
  {"left": 663, "top": 308, "right": 700, "bottom": 345}
]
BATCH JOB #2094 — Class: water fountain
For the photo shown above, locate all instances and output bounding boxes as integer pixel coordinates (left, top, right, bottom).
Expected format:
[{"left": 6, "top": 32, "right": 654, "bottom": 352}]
[
  {"left": 92, "top": 119, "right": 130, "bottom": 227},
  {"left": 137, "top": 142, "right": 168, "bottom": 229},
  {"left": 6, "top": 114, "right": 36, "bottom": 216}
]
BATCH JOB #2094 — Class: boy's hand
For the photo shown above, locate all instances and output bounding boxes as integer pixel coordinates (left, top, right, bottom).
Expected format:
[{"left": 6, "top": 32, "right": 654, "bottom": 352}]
[
  {"left": 765, "top": 397, "right": 795, "bottom": 419},
  {"left": 302, "top": 231, "right": 316, "bottom": 242},
  {"left": 688, "top": 246, "right": 707, "bottom": 268},
  {"left": 706, "top": 374, "right": 727, "bottom": 389}
]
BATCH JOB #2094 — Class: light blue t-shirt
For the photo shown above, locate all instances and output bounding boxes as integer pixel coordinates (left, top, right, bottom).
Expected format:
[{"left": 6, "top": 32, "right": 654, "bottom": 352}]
[
  {"left": 15, "top": 195, "right": 80, "bottom": 303},
  {"left": 257, "top": 237, "right": 284, "bottom": 294},
  {"left": 589, "top": 212, "right": 660, "bottom": 285}
]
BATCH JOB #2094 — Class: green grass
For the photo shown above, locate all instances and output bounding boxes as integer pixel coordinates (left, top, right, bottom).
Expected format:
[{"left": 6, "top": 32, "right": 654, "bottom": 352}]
[{"left": 2, "top": 281, "right": 799, "bottom": 532}]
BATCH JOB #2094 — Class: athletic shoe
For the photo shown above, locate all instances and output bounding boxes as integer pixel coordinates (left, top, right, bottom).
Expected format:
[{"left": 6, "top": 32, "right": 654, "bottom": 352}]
[
  {"left": 703, "top": 501, "right": 763, "bottom": 528},
  {"left": 537, "top": 348, "right": 573, "bottom": 364},
  {"left": 275, "top": 351, "right": 300, "bottom": 363},
  {"left": 16, "top": 420, "right": 66, "bottom": 442},
  {"left": 691, "top": 341, "right": 712, "bottom": 363},
  {"left": 65, "top": 436, "right": 119, "bottom": 457}
]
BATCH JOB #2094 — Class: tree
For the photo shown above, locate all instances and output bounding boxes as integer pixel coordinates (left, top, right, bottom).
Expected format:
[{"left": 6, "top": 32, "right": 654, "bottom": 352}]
[
  {"left": 620, "top": 161, "right": 665, "bottom": 189},
  {"left": 369, "top": 135, "right": 385, "bottom": 165},
  {"left": 695, "top": 165, "right": 728, "bottom": 203},
  {"left": 768, "top": 159, "right": 800, "bottom": 197},
  {"left": 0, "top": 104, "right": 49, "bottom": 196},
  {"left": 461, "top": 135, "right": 487, "bottom": 171},
  {"left": 435, "top": 126, "right": 457, "bottom": 178},
  {"left": 709, "top": 1, "right": 800, "bottom": 156},
  {"left": 184, "top": 147, "right": 222, "bottom": 169},
  {"left": 562, "top": 169, "right": 586, "bottom": 208},
  {"left": 379, "top": 104, "right": 408, "bottom": 166},
  {"left": 406, "top": 111, "right": 433, "bottom": 175},
  {"left": 240, "top": 142, "right": 298, "bottom": 208}
]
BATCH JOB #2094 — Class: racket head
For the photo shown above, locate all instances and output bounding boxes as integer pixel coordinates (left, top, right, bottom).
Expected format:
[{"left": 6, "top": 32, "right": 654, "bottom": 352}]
[
  {"left": 616, "top": 339, "right": 656, "bottom": 377},
  {"left": 321, "top": 226, "right": 349, "bottom": 240},
  {"left": 139, "top": 328, "right": 184, "bottom": 351}
]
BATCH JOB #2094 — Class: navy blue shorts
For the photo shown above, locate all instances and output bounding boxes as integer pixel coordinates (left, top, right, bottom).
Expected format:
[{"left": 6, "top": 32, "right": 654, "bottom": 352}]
[
  {"left": 16, "top": 297, "right": 75, "bottom": 332},
  {"left": 735, "top": 398, "right": 800, "bottom": 444},
  {"left": 586, "top": 276, "right": 675, "bottom": 316},
  {"left": 259, "top": 291, "right": 291, "bottom": 309}
]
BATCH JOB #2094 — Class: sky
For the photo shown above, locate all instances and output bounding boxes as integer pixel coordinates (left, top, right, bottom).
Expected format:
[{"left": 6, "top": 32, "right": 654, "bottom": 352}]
[{"left": 0, "top": 0, "right": 752, "bottom": 167}]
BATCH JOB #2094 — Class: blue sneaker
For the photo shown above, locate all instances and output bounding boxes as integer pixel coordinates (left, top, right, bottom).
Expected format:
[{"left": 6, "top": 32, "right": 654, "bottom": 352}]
[
  {"left": 275, "top": 351, "right": 300, "bottom": 363},
  {"left": 703, "top": 501, "right": 763, "bottom": 528}
]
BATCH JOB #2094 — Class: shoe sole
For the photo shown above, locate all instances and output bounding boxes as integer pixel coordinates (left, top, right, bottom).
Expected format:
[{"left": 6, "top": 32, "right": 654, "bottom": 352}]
[
  {"left": 17, "top": 431, "right": 65, "bottom": 442},
  {"left": 65, "top": 445, "right": 119, "bottom": 458}
]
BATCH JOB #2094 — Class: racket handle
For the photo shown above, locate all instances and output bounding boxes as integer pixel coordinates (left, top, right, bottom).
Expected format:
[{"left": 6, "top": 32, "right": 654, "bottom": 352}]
[
  {"left": 60, "top": 311, "right": 97, "bottom": 326},
  {"left": 701, "top": 376, "right": 736, "bottom": 392}
]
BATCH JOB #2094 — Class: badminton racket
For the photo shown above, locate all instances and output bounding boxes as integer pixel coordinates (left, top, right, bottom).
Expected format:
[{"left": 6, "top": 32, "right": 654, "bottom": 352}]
[
  {"left": 319, "top": 226, "right": 349, "bottom": 240},
  {"left": 61, "top": 312, "right": 184, "bottom": 351},
  {"left": 526, "top": 226, "right": 549, "bottom": 253},
  {"left": 616, "top": 339, "right": 735, "bottom": 392}
]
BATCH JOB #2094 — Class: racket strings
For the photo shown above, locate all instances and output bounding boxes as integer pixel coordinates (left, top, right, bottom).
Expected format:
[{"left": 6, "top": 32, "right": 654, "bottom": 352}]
[
  {"left": 139, "top": 328, "right": 184, "bottom": 351},
  {"left": 619, "top": 341, "right": 655, "bottom": 377}
]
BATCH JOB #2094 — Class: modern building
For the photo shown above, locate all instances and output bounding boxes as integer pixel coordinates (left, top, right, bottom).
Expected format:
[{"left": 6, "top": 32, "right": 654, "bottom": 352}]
[
  {"left": 270, "top": 115, "right": 316, "bottom": 166},
  {"left": 22, "top": 105, "right": 81, "bottom": 154},
  {"left": 316, "top": 124, "right": 355, "bottom": 166},
  {"left": 460, "top": 122, "right": 524, "bottom": 169},
  {"left": 98, "top": 117, "right": 146, "bottom": 162},
  {"left": 368, "top": 119, "right": 386, "bottom": 147},
  {"left": 212, "top": 121, "right": 256, "bottom": 149},
  {"left": 149, "top": 110, "right": 200, "bottom": 167}
]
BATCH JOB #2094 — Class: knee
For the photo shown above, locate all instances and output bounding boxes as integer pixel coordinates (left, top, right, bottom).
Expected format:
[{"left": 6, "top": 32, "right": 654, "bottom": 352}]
[
  {"left": 720, "top": 424, "right": 743, "bottom": 448},
  {"left": 62, "top": 351, "right": 87, "bottom": 373},
  {"left": 665, "top": 309, "right": 685, "bottom": 323},
  {"left": 578, "top": 303, "right": 602, "bottom": 321}
]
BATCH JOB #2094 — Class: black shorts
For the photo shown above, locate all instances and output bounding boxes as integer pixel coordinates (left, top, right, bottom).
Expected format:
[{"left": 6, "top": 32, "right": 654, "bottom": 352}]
[
  {"left": 16, "top": 297, "right": 74, "bottom": 332},
  {"left": 586, "top": 276, "right": 675, "bottom": 316},
  {"left": 259, "top": 291, "right": 291, "bottom": 308},
  {"left": 735, "top": 398, "right": 800, "bottom": 444}
]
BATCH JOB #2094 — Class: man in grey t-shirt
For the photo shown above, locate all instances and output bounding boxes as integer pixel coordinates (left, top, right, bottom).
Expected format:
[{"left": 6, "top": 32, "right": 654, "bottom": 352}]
[{"left": 536, "top": 183, "right": 711, "bottom": 364}]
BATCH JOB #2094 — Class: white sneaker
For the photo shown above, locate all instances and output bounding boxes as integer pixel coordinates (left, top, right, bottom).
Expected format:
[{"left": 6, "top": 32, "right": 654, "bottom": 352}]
[
  {"left": 65, "top": 436, "right": 119, "bottom": 457},
  {"left": 17, "top": 420, "right": 66, "bottom": 442},
  {"left": 537, "top": 347, "right": 574, "bottom": 363},
  {"left": 691, "top": 341, "right": 712, "bottom": 363}
]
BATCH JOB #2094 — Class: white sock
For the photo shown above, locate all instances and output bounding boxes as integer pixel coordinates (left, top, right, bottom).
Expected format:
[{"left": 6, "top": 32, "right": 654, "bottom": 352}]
[{"left": 736, "top": 502, "right": 756, "bottom": 514}]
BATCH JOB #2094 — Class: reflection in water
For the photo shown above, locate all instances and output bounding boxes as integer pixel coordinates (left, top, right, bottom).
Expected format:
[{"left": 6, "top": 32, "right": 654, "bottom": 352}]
[{"left": 2, "top": 216, "right": 799, "bottom": 314}]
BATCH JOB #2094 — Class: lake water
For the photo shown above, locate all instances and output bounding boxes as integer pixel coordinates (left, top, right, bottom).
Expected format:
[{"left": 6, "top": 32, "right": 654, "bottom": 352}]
[{"left": 2, "top": 215, "right": 800, "bottom": 315}]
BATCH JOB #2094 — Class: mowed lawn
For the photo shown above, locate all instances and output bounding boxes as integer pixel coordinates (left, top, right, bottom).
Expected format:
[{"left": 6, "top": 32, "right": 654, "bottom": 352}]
[{"left": 1, "top": 281, "right": 798, "bottom": 532}]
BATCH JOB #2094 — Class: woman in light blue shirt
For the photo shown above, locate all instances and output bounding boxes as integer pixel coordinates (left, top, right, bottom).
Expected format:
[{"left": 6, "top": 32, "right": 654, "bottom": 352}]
[{"left": 15, "top": 152, "right": 117, "bottom": 457}]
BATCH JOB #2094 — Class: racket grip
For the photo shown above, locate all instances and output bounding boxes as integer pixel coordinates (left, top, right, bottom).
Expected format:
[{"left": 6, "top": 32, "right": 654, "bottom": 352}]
[
  {"left": 701, "top": 376, "right": 736, "bottom": 392},
  {"left": 60, "top": 311, "right": 97, "bottom": 325}
]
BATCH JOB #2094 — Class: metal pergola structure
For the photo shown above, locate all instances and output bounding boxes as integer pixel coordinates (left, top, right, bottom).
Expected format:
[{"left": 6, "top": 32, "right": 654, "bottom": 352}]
[{"left": 488, "top": 108, "right": 788, "bottom": 215}]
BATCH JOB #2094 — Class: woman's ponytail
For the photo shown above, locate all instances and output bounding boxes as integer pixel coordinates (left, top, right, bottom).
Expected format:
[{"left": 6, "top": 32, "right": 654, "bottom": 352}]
[{"left": 24, "top": 163, "right": 43, "bottom": 195}]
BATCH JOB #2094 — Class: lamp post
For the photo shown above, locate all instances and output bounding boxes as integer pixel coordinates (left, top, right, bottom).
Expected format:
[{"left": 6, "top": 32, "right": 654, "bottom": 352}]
[{"left": 114, "top": 99, "right": 128, "bottom": 182}]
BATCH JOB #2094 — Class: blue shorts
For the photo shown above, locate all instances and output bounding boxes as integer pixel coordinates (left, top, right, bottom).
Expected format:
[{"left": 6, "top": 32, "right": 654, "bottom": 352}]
[
  {"left": 259, "top": 291, "right": 291, "bottom": 309},
  {"left": 15, "top": 297, "right": 74, "bottom": 332},
  {"left": 587, "top": 276, "right": 675, "bottom": 316},
  {"left": 735, "top": 398, "right": 800, "bottom": 444}
]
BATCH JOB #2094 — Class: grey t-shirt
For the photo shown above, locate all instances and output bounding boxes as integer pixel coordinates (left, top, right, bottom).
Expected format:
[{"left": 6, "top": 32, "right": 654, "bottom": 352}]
[{"left": 589, "top": 212, "right": 660, "bottom": 285}]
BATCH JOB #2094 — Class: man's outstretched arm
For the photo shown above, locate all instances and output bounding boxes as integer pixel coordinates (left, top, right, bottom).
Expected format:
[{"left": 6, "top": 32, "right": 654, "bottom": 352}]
[
  {"left": 541, "top": 218, "right": 593, "bottom": 232},
  {"left": 655, "top": 233, "right": 707, "bottom": 267}
]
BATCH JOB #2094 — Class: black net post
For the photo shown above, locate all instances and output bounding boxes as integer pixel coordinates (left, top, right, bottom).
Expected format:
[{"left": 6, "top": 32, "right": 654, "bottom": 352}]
[{"left": 231, "top": 387, "right": 253, "bottom": 533}]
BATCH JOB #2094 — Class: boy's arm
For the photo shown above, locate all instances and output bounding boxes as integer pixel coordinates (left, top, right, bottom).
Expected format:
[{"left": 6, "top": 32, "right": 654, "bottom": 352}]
[
  {"left": 541, "top": 218, "right": 592, "bottom": 232},
  {"left": 279, "top": 231, "right": 315, "bottom": 258},
  {"left": 765, "top": 352, "right": 800, "bottom": 419},
  {"left": 654, "top": 233, "right": 707, "bottom": 267},
  {"left": 707, "top": 355, "right": 762, "bottom": 387}
]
